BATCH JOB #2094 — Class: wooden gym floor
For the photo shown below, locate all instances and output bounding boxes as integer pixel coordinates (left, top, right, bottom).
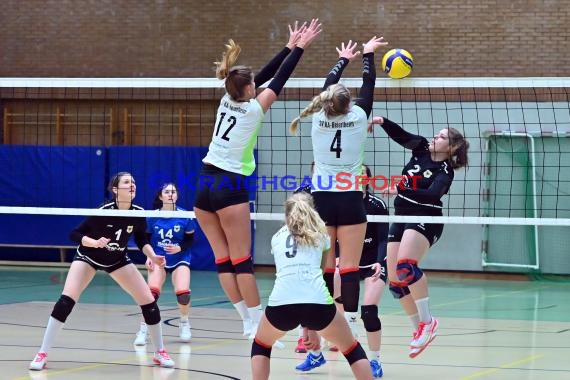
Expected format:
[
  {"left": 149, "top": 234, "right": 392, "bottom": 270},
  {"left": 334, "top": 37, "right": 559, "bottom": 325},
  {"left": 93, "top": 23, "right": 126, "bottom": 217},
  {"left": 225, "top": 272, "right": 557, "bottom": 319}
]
[{"left": 1, "top": 265, "right": 569, "bottom": 380}]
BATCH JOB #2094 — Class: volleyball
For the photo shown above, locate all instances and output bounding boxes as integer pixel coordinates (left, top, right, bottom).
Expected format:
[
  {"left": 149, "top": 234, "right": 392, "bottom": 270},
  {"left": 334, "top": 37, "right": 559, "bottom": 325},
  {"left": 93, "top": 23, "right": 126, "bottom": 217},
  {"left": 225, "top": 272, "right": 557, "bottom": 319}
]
[{"left": 381, "top": 48, "right": 414, "bottom": 79}]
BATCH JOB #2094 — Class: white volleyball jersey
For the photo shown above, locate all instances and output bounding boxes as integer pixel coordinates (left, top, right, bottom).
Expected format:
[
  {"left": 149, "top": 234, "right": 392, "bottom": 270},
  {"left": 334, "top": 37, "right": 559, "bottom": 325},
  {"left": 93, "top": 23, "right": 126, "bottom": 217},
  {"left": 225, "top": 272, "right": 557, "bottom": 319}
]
[
  {"left": 268, "top": 225, "right": 333, "bottom": 306},
  {"left": 202, "top": 93, "right": 265, "bottom": 176},
  {"left": 311, "top": 106, "right": 368, "bottom": 192}
]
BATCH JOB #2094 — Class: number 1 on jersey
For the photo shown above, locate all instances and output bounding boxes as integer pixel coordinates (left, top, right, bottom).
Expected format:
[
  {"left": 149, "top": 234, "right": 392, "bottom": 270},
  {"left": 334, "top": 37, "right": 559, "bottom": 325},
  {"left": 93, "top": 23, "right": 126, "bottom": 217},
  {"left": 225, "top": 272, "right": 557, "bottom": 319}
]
[{"left": 330, "top": 130, "right": 342, "bottom": 158}]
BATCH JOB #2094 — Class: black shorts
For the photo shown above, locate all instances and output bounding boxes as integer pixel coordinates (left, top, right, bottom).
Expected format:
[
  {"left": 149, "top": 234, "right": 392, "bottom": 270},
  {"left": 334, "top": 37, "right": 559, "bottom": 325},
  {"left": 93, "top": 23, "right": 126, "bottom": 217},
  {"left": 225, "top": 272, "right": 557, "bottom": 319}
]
[
  {"left": 194, "top": 164, "right": 250, "bottom": 212},
  {"left": 73, "top": 252, "right": 132, "bottom": 273},
  {"left": 313, "top": 191, "right": 367, "bottom": 226},
  {"left": 388, "top": 222, "right": 444, "bottom": 247},
  {"left": 265, "top": 303, "right": 337, "bottom": 332}
]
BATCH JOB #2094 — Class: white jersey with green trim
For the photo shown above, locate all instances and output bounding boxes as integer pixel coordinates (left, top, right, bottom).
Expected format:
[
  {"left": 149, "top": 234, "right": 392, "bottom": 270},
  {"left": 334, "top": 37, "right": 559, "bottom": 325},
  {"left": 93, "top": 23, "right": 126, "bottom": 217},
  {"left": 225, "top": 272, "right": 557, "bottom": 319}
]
[
  {"left": 202, "top": 93, "right": 265, "bottom": 176},
  {"left": 268, "top": 225, "right": 333, "bottom": 306},
  {"left": 311, "top": 106, "right": 368, "bottom": 192}
]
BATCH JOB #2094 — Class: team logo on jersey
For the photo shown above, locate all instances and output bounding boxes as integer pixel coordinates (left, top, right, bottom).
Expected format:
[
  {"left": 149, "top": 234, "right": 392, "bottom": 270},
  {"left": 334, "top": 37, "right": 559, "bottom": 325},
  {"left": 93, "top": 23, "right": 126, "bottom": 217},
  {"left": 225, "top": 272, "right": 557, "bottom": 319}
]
[
  {"left": 127, "top": 225, "right": 133, "bottom": 233},
  {"left": 423, "top": 170, "right": 433, "bottom": 178},
  {"left": 174, "top": 225, "right": 181, "bottom": 232}
]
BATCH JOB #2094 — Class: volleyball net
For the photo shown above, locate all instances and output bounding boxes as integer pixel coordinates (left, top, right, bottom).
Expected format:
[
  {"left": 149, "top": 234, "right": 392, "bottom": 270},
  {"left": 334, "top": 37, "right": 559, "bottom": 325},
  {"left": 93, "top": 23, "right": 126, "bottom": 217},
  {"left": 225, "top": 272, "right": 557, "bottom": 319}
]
[{"left": 0, "top": 77, "right": 569, "bottom": 275}]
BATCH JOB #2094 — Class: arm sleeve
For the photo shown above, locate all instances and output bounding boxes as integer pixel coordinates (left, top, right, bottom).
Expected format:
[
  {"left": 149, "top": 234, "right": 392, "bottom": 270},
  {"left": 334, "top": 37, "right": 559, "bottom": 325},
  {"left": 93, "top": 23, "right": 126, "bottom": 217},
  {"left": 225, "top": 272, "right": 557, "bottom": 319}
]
[
  {"left": 133, "top": 218, "right": 150, "bottom": 251},
  {"left": 179, "top": 232, "right": 195, "bottom": 251},
  {"left": 69, "top": 217, "right": 93, "bottom": 244},
  {"left": 322, "top": 58, "right": 350, "bottom": 90},
  {"left": 266, "top": 47, "right": 304, "bottom": 96},
  {"left": 380, "top": 118, "right": 428, "bottom": 150},
  {"left": 354, "top": 53, "right": 376, "bottom": 117},
  {"left": 398, "top": 173, "right": 453, "bottom": 204},
  {"left": 254, "top": 47, "right": 291, "bottom": 88}
]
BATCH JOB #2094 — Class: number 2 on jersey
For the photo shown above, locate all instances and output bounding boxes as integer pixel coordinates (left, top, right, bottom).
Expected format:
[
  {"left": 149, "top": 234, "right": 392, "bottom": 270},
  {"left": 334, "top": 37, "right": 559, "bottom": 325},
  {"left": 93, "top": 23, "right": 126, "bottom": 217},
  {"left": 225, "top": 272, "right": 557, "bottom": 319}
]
[
  {"left": 215, "top": 112, "right": 237, "bottom": 141},
  {"left": 330, "top": 130, "right": 342, "bottom": 158}
]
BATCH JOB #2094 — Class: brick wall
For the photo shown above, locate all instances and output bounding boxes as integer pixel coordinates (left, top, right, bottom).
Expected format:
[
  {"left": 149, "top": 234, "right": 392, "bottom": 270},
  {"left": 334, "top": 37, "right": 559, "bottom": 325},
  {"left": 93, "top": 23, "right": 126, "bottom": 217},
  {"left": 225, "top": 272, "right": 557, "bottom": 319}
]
[{"left": 1, "top": 0, "right": 569, "bottom": 77}]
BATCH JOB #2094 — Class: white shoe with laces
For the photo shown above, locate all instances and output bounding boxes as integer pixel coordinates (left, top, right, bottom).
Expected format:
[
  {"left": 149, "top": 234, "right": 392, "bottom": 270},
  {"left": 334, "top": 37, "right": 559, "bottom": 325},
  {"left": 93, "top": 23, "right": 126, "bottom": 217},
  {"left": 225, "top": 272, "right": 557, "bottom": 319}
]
[
  {"left": 134, "top": 322, "right": 149, "bottom": 346},
  {"left": 410, "top": 317, "right": 438, "bottom": 348},
  {"left": 29, "top": 351, "right": 48, "bottom": 370},
  {"left": 179, "top": 319, "right": 191, "bottom": 342},
  {"left": 153, "top": 349, "right": 175, "bottom": 368}
]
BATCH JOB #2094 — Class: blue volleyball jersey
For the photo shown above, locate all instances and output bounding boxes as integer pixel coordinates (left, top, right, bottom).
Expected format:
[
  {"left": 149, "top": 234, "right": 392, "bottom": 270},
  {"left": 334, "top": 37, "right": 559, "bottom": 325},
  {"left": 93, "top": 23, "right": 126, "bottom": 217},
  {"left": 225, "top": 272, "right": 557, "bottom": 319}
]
[{"left": 146, "top": 207, "right": 196, "bottom": 268}]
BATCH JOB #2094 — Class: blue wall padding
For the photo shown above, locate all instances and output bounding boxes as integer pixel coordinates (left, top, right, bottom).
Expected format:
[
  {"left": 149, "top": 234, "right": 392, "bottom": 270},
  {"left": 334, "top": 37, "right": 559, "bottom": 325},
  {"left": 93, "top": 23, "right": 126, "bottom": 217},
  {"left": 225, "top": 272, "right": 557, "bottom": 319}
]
[{"left": 0, "top": 146, "right": 256, "bottom": 271}]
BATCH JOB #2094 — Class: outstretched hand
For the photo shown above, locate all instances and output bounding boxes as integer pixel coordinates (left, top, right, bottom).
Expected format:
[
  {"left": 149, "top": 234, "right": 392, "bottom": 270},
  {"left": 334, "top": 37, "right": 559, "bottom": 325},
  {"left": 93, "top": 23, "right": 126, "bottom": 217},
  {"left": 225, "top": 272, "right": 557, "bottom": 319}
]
[
  {"left": 367, "top": 116, "right": 384, "bottom": 133},
  {"left": 336, "top": 40, "right": 361, "bottom": 62},
  {"left": 296, "top": 18, "right": 322, "bottom": 49},
  {"left": 286, "top": 21, "right": 307, "bottom": 49},
  {"left": 362, "top": 36, "right": 389, "bottom": 54}
]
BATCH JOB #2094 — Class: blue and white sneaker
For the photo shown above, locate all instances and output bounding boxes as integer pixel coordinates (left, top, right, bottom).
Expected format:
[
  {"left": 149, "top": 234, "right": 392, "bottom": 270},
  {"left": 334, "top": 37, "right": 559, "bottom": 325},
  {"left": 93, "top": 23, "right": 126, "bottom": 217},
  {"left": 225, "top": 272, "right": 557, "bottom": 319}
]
[
  {"left": 295, "top": 352, "right": 326, "bottom": 372},
  {"left": 370, "top": 359, "right": 383, "bottom": 378}
]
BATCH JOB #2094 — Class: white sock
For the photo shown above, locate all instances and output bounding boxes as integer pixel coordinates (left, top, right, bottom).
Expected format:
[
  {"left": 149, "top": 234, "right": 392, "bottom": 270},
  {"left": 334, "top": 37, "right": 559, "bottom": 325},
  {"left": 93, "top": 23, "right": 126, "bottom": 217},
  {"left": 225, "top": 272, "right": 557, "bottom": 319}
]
[
  {"left": 180, "top": 315, "right": 189, "bottom": 323},
  {"left": 139, "top": 321, "right": 148, "bottom": 332},
  {"left": 309, "top": 349, "right": 322, "bottom": 356},
  {"left": 409, "top": 313, "right": 421, "bottom": 329},
  {"left": 369, "top": 350, "right": 380, "bottom": 361},
  {"left": 415, "top": 297, "right": 432, "bottom": 324},
  {"left": 248, "top": 305, "right": 263, "bottom": 324},
  {"left": 345, "top": 311, "right": 358, "bottom": 323},
  {"left": 147, "top": 322, "right": 164, "bottom": 351},
  {"left": 298, "top": 325, "right": 304, "bottom": 338},
  {"left": 39, "top": 317, "right": 64, "bottom": 353},
  {"left": 233, "top": 300, "right": 250, "bottom": 321}
]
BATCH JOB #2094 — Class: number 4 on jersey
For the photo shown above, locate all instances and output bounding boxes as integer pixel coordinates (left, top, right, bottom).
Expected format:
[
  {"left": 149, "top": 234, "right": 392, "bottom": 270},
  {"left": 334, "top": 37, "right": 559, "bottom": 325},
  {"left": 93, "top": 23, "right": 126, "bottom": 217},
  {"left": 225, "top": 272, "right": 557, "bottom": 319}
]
[{"left": 330, "top": 130, "right": 342, "bottom": 158}]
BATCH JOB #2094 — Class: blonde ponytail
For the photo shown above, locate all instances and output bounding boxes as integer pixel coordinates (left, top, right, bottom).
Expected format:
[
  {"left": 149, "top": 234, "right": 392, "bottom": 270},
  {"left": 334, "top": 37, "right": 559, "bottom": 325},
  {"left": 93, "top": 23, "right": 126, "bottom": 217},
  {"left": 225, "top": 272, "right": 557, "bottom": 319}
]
[
  {"left": 215, "top": 39, "right": 242, "bottom": 80},
  {"left": 285, "top": 193, "right": 328, "bottom": 247},
  {"left": 289, "top": 84, "right": 351, "bottom": 135}
]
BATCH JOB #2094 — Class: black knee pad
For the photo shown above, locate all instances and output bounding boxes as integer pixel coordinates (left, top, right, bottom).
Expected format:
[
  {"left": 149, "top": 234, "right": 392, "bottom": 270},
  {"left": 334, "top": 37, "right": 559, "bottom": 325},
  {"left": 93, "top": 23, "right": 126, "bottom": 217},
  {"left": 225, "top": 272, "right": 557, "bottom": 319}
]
[
  {"left": 389, "top": 282, "right": 411, "bottom": 299},
  {"left": 343, "top": 341, "right": 367, "bottom": 365},
  {"left": 360, "top": 305, "right": 381, "bottom": 332},
  {"left": 141, "top": 301, "right": 161, "bottom": 325},
  {"left": 340, "top": 269, "right": 360, "bottom": 312},
  {"left": 51, "top": 294, "right": 76, "bottom": 323},
  {"left": 233, "top": 256, "right": 254, "bottom": 274},
  {"left": 334, "top": 296, "right": 343, "bottom": 304},
  {"left": 251, "top": 339, "right": 272, "bottom": 358},
  {"left": 150, "top": 287, "right": 161, "bottom": 301},
  {"left": 176, "top": 290, "right": 191, "bottom": 306},
  {"left": 216, "top": 257, "right": 235, "bottom": 273}
]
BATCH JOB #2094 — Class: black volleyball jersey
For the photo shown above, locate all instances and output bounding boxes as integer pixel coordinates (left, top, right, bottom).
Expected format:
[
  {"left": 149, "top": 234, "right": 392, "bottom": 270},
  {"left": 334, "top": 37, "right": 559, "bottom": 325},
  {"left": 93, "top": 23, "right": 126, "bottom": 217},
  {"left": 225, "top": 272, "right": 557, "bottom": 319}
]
[
  {"left": 295, "top": 184, "right": 389, "bottom": 266},
  {"left": 361, "top": 193, "right": 389, "bottom": 267},
  {"left": 70, "top": 201, "right": 149, "bottom": 266},
  {"left": 381, "top": 118, "right": 455, "bottom": 216}
]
